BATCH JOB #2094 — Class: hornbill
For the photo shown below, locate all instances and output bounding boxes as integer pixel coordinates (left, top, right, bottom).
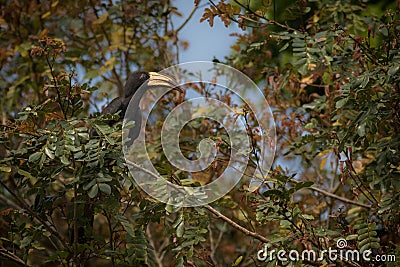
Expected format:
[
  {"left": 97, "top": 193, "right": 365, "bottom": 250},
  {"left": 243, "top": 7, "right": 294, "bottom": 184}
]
[
  {"left": 102, "top": 71, "right": 177, "bottom": 143},
  {"left": 74, "top": 71, "right": 176, "bottom": 244}
]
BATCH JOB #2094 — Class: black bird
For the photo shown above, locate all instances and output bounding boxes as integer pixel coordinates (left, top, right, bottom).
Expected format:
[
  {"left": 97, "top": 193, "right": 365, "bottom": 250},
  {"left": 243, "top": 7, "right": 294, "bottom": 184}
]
[
  {"left": 102, "top": 71, "right": 176, "bottom": 143},
  {"left": 101, "top": 71, "right": 149, "bottom": 117},
  {"left": 73, "top": 71, "right": 176, "bottom": 245}
]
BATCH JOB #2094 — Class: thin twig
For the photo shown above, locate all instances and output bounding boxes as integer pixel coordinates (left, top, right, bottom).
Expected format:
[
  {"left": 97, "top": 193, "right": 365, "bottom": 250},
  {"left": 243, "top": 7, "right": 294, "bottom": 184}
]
[
  {"left": 308, "top": 185, "right": 371, "bottom": 209},
  {"left": 205, "top": 205, "right": 269, "bottom": 243},
  {"left": 0, "top": 193, "right": 20, "bottom": 209},
  {"left": 0, "top": 248, "right": 28, "bottom": 266},
  {"left": 46, "top": 55, "right": 66, "bottom": 119},
  {"left": 0, "top": 179, "right": 65, "bottom": 250},
  {"left": 73, "top": 183, "right": 78, "bottom": 260},
  {"left": 176, "top": 2, "right": 199, "bottom": 32},
  {"left": 146, "top": 224, "right": 164, "bottom": 267},
  {"left": 207, "top": 224, "right": 218, "bottom": 266}
]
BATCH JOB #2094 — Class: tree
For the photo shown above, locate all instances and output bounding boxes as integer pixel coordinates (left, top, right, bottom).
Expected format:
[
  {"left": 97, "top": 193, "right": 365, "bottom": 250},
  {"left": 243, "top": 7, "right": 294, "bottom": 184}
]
[
  {"left": 201, "top": 0, "right": 400, "bottom": 265},
  {"left": 0, "top": 1, "right": 185, "bottom": 266},
  {"left": 0, "top": 0, "right": 399, "bottom": 266}
]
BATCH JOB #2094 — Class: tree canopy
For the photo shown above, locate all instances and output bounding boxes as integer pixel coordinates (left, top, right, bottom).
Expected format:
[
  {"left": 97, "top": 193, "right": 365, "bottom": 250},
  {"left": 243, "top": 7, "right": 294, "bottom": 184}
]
[{"left": 0, "top": 0, "right": 399, "bottom": 266}]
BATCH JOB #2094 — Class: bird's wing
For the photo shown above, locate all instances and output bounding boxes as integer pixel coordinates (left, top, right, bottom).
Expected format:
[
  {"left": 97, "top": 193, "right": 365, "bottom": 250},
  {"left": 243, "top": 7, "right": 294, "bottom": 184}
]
[
  {"left": 101, "top": 97, "right": 123, "bottom": 115},
  {"left": 122, "top": 96, "right": 141, "bottom": 145},
  {"left": 123, "top": 109, "right": 142, "bottom": 146}
]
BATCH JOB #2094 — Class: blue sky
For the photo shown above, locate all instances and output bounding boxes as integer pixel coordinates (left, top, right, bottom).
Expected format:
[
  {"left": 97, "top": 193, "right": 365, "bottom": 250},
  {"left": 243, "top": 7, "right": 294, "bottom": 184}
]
[
  {"left": 91, "top": 1, "right": 240, "bottom": 111},
  {"left": 172, "top": 0, "right": 242, "bottom": 63},
  {"left": 171, "top": 1, "right": 303, "bottom": 176}
]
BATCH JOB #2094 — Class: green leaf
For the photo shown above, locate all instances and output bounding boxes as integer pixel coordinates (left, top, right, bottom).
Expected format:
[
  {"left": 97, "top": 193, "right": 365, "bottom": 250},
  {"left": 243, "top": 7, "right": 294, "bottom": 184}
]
[
  {"left": 18, "top": 169, "right": 36, "bottom": 185},
  {"left": 335, "top": 98, "right": 348, "bottom": 109},
  {"left": 92, "top": 123, "right": 115, "bottom": 145},
  {"left": 180, "top": 240, "right": 195, "bottom": 248},
  {"left": 279, "top": 42, "right": 290, "bottom": 52},
  {"left": 44, "top": 147, "right": 55, "bottom": 159},
  {"left": 302, "top": 214, "right": 314, "bottom": 220},
  {"left": 88, "top": 184, "right": 99, "bottom": 198},
  {"left": 0, "top": 166, "right": 11, "bottom": 172},
  {"left": 117, "top": 215, "right": 136, "bottom": 237},
  {"left": 83, "top": 179, "right": 96, "bottom": 191},
  {"left": 359, "top": 242, "right": 372, "bottom": 254},
  {"left": 293, "top": 47, "right": 306, "bottom": 52},
  {"left": 60, "top": 155, "right": 71, "bottom": 165},
  {"left": 346, "top": 234, "right": 358, "bottom": 240},
  {"left": 292, "top": 38, "right": 305, "bottom": 47},
  {"left": 175, "top": 255, "right": 184, "bottom": 267},
  {"left": 357, "top": 123, "right": 366, "bottom": 137},
  {"left": 172, "top": 213, "right": 184, "bottom": 228},
  {"left": 354, "top": 223, "right": 368, "bottom": 230},
  {"left": 295, "top": 181, "right": 314, "bottom": 190},
  {"left": 388, "top": 64, "right": 399, "bottom": 75},
  {"left": 262, "top": 189, "right": 283, "bottom": 197},
  {"left": 187, "top": 246, "right": 194, "bottom": 258},
  {"left": 304, "top": 119, "right": 317, "bottom": 129},
  {"left": 176, "top": 221, "right": 184, "bottom": 238},
  {"left": 360, "top": 75, "right": 369, "bottom": 88},
  {"left": 232, "top": 255, "right": 243, "bottom": 266},
  {"left": 93, "top": 12, "right": 108, "bottom": 25},
  {"left": 29, "top": 152, "right": 43, "bottom": 163},
  {"left": 98, "top": 183, "right": 111, "bottom": 195}
]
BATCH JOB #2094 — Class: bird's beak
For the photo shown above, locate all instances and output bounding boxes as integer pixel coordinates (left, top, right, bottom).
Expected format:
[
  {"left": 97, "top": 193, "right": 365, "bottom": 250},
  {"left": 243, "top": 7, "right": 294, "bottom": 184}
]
[{"left": 148, "top": 72, "right": 178, "bottom": 89}]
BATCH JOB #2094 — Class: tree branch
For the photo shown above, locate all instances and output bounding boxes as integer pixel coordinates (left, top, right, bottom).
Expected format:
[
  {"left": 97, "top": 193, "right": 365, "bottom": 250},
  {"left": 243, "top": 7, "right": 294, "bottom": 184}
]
[
  {"left": 125, "top": 159, "right": 270, "bottom": 244},
  {"left": 309, "top": 186, "right": 371, "bottom": 209},
  {"left": 0, "top": 179, "right": 65, "bottom": 250},
  {"left": 0, "top": 248, "right": 28, "bottom": 266},
  {"left": 205, "top": 205, "right": 269, "bottom": 243},
  {"left": 176, "top": 1, "right": 199, "bottom": 33}
]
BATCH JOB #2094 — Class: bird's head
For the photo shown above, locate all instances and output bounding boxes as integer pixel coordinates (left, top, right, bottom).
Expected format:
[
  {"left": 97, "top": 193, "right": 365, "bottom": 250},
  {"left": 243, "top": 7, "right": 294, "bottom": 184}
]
[
  {"left": 124, "top": 71, "right": 150, "bottom": 98},
  {"left": 124, "top": 71, "right": 177, "bottom": 98},
  {"left": 122, "top": 70, "right": 179, "bottom": 145}
]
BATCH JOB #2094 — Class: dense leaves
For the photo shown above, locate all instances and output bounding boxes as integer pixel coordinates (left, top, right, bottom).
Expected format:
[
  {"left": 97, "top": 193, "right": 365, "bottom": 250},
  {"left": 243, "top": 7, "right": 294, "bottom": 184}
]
[
  {"left": 209, "top": 0, "right": 400, "bottom": 266},
  {"left": 0, "top": 0, "right": 399, "bottom": 266}
]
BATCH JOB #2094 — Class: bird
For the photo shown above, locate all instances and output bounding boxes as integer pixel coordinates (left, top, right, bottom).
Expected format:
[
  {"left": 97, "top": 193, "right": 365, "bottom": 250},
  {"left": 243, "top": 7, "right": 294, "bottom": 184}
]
[
  {"left": 101, "top": 71, "right": 149, "bottom": 117},
  {"left": 102, "top": 71, "right": 177, "bottom": 143},
  {"left": 72, "top": 71, "right": 177, "bottom": 245}
]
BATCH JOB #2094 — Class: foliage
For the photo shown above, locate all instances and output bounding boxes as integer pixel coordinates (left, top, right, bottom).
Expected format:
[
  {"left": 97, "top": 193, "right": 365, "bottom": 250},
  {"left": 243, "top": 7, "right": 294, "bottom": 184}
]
[
  {"left": 0, "top": 0, "right": 399, "bottom": 266},
  {"left": 202, "top": 0, "right": 400, "bottom": 265},
  {"left": 0, "top": 1, "right": 188, "bottom": 266}
]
